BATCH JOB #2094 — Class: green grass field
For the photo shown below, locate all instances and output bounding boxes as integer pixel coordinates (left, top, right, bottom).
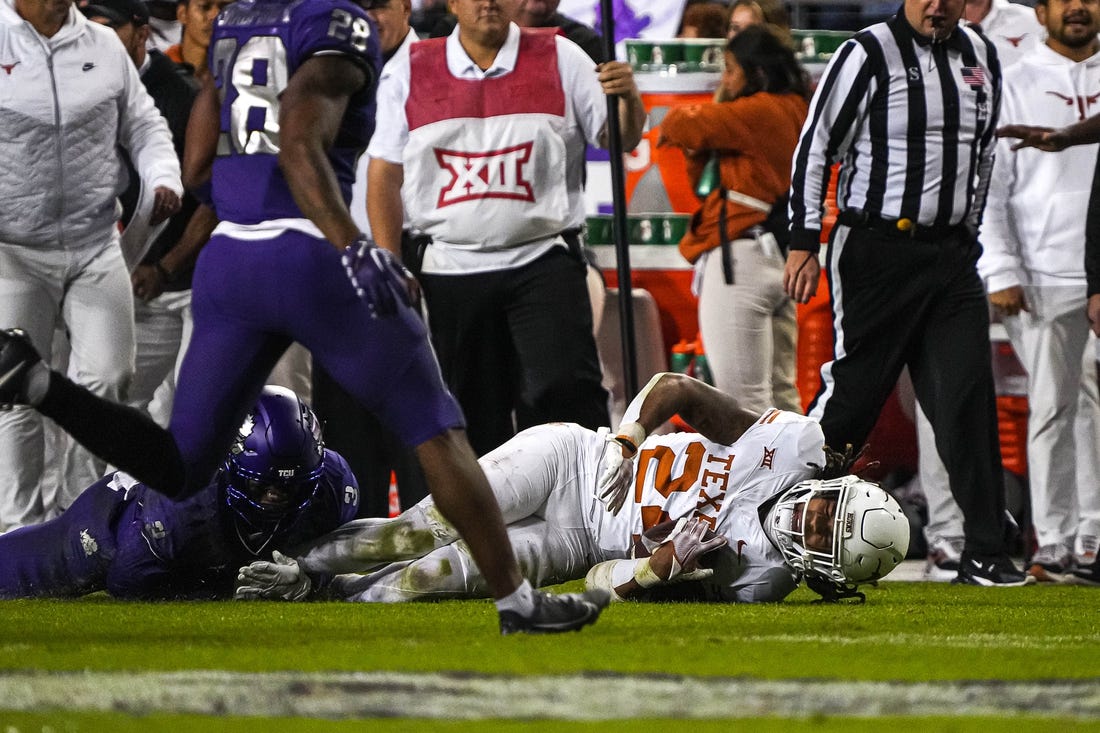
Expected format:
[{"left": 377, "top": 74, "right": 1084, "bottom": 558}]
[{"left": 2, "top": 576, "right": 1099, "bottom": 730}]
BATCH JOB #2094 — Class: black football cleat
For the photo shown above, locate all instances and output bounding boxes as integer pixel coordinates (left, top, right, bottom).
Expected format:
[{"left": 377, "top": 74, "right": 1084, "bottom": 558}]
[
  {"left": 499, "top": 589, "right": 611, "bottom": 635},
  {"left": 952, "top": 552, "right": 1035, "bottom": 587},
  {"left": 0, "top": 328, "right": 42, "bottom": 408}
]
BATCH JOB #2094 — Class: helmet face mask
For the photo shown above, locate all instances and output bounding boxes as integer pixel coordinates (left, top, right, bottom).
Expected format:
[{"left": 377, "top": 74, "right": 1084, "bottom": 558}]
[
  {"left": 769, "top": 475, "right": 909, "bottom": 589},
  {"left": 223, "top": 386, "right": 324, "bottom": 542}
]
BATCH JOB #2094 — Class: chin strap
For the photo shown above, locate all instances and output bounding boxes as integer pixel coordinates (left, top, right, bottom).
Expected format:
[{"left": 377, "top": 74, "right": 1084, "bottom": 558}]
[{"left": 805, "top": 574, "right": 867, "bottom": 604}]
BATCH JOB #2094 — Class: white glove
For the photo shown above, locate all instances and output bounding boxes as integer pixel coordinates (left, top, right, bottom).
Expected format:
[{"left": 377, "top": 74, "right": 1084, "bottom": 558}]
[
  {"left": 235, "top": 550, "right": 312, "bottom": 601},
  {"left": 665, "top": 516, "right": 728, "bottom": 581},
  {"left": 596, "top": 436, "right": 633, "bottom": 515},
  {"left": 640, "top": 517, "right": 728, "bottom": 585},
  {"left": 596, "top": 422, "right": 645, "bottom": 515}
]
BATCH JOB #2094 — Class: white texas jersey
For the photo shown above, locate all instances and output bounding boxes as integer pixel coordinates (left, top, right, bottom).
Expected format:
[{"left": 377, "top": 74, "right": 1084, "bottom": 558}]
[{"left": 587, "top": 409, "right": 826, "bottom": 603}]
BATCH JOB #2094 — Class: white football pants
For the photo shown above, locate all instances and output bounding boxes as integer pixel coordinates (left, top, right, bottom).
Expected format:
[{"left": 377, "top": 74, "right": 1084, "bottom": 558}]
[{"left": 0, "top": 236, "right": 134, "bottom": 529}]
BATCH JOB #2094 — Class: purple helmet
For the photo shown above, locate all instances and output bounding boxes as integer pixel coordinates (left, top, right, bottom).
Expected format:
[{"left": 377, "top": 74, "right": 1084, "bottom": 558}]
[{"left": 223, "top": 386, "right": 324, "bottom": 535}]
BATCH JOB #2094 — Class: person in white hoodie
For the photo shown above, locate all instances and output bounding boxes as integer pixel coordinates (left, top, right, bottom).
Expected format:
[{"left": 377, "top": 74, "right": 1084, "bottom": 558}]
[
  {"left": 964, "top": 0, "right": 1044, "bottom": 65},
  {"left": 0, "top": 0, "right": 181, "bottom": 530},
  {"left": 977, "top": 0, "right": 1100, "bottom": 584},
  {"left": 912, "top": 0, "right": 1044, "bottom": 583}
]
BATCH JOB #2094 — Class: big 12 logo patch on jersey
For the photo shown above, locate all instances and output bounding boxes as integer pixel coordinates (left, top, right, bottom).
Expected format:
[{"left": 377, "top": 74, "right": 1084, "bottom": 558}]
[{"left": 434, "top": 142, "right": 536, "bottom": 207}]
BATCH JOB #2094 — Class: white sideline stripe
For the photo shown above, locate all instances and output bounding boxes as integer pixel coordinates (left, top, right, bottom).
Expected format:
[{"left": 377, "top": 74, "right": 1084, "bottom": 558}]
[
  {"left": 2, "top": 633, "right": 1093, "bottom": 660},
  {"left": 2, "top": 672, "right": 1100, "bottom": 719}
]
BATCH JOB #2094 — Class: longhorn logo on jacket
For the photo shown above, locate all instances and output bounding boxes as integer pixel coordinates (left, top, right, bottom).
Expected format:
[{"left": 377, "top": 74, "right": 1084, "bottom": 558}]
[{"left": 1045, "top": 90, "right": 1100, "bottom": 121}]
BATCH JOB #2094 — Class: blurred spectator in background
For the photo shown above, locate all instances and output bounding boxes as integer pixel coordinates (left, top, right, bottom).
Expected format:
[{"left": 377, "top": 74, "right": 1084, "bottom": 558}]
[
  {"left": 964, "top": 0, "right": 1042, "bottom": 65},
  {"left": 164, "top": 0, "right": 230, "bottom": 79},
  {"left": 410, "top": 0, "right": 448, "bottom": 36},
  {"left": 678, "top": 0, "right": 727, "bottom": 38},
  {"left": 144, "top": 0, "right": 180, "bottom": 51},
  {"left": 369, "top": 0, "right": 417, "bottom": 61},
  {"left": 517, "top": 0, "right": 603, "bottom": 60},
  {"left": 727, "top": 0, "right": 792, "bottom": 46},
  {"left": 975, "top": 0, "right": 1100, "bottom": 584},
  {"left": 659, "top": 26, "right": 807, "bottom": 416},
  {"left": 0, "top": 0, "right": 181, "bottom": 529},
  {"left": 431, "top": 0, "right": 604, "bottom": 61}
]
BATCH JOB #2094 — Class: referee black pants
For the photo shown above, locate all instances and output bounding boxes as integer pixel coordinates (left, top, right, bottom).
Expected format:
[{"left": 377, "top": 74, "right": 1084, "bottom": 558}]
[
  {"left": 420, "top": 247, "right": 610, "bottom": 457},
  {"left": 808, "top": 223, "right": 1008, "bottom": 556}
]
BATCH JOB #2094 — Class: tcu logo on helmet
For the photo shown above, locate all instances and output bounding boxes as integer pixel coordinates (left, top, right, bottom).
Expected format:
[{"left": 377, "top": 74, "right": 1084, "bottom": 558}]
[
  {"left": 434, "top": 142, "right": 535, "bottom": 208},
  {"left": 229, "top": 413, "right": 256, "bottom": 456}
]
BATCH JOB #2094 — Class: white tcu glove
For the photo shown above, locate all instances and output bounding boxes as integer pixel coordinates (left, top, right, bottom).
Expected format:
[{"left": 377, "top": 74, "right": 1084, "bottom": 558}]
[{"left": 235, "top": 550, "right": 312, "bottom": 601}]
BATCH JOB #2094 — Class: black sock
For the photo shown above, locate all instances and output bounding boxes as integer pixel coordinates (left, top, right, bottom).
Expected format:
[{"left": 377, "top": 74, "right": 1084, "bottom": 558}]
[{"left": 37, "top": 373, "right": 189, "bottom": 498}]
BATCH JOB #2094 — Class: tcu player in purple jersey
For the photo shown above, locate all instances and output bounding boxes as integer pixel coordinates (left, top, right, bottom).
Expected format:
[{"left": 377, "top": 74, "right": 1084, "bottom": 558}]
[
  {"left": 237, "top": 374, "right": 910, "bottom": 605},
  {"left": 0, "top": 387, "right": 359, "bottom": 600},
  {"left": 0, "top": 0, "right": 606, "bottom": 632}
]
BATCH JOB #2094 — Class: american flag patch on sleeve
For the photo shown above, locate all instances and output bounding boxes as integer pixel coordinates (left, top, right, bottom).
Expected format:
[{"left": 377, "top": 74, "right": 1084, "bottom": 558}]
[{"left": 960, "top": 67, "right": 985, "bottom": 86}]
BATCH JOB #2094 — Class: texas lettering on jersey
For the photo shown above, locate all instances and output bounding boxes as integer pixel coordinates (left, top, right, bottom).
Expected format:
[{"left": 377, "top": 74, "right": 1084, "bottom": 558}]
[
  {"left": 434, "top": 142, "right": 536, "bottom": 207},
  {"left": 625, "top": 409, "right": 813, "bottom": 544}
]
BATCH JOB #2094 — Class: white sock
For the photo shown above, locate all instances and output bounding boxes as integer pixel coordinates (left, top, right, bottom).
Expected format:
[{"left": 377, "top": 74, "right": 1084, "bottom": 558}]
[{"left": 494, "top": 579, "right": 535, "bottom": 616}]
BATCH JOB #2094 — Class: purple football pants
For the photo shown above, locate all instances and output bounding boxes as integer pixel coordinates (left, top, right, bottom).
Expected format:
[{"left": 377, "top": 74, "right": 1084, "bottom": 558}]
[
  {"left": 169, "top": 230, "right": 464, "bottom": 487},
  {"left": 0, "top": 477, "right": 130, "bottom": 597}
]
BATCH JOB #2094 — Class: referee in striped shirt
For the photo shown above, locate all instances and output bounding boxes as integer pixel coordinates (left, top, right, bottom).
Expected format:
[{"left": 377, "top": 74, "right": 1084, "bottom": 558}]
[{"left": 783, "top": 0, "right": 1031, "bottom": 586}]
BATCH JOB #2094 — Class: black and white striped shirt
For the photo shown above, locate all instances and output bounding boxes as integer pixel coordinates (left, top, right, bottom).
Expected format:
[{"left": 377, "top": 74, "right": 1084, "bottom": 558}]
[{"left": 788, "top": 12, "right": 1001, "bottom": 251}]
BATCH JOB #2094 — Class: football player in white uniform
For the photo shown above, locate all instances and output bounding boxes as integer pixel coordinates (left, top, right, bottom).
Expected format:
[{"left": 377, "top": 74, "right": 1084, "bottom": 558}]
[{"left": 237, "top": 373, "right": 910, "bottom": 604}]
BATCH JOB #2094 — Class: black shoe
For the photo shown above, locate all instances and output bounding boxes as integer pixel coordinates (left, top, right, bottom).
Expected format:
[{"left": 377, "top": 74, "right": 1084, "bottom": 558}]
[
  {"left": 0, "top": 328, "right": 41, "bottom": 407},
  {"left": 952, "top": 552, "right": 1035, "bottom": 587},
  {"left": 1065, "top": 559, "right": 1100, "bottom": 586},
  {"left": 499, "top": 589, "right": 610, "bottom": 635}
]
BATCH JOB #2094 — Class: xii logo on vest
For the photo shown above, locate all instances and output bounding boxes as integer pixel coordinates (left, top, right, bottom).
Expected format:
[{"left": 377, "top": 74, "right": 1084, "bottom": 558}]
[{"left": 434, "top": 142, "right": 536, "bottom": 208}]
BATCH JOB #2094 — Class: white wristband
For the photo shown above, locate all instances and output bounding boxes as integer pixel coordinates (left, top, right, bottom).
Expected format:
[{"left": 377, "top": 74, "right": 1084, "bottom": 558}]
[{"left": 614, "top": 421, "right": 646, "bottom": 456}]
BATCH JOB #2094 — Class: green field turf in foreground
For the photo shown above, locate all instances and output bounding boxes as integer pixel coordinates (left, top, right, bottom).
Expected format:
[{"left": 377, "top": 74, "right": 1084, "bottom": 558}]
[
  {"left": 3, "top": 713, "right": 1100, "bottom": 733},
  {"left": 2, "top": 582, "right": 1097, "bottom": 679},
  {"left": 1, "top": 580, "right": 1099, "bottom": 724}
]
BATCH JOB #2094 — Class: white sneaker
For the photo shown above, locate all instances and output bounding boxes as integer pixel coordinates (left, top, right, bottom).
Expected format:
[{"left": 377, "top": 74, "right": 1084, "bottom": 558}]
[
  {"left": 1074, "top": 533, "right": 1098, "bottom": 567},
  {"left": 1067, "top": 534, "right": 1100, "bottom": 586},
  {"left": 1027, "top": 542, "right": 1073, "bottom": 583},
  {"left": 923, "top": 536, "right": 963, "bottom": 582}
]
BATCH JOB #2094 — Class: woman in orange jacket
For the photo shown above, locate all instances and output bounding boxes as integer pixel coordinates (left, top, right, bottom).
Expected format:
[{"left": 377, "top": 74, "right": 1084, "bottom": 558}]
[{"left": 659, "top": 26, "right": 808, "bottom": 414}]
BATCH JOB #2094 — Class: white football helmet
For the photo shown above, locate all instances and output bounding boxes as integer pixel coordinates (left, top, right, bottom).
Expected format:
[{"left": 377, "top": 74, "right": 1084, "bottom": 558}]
[{"left": 768, "top": 475, "right": 910, "bottom": 589}]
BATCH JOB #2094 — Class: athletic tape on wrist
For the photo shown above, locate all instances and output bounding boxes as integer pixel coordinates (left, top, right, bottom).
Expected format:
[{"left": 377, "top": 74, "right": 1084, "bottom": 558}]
[{"left": 633, "top": 558, "right": 663, "bottom": 588}]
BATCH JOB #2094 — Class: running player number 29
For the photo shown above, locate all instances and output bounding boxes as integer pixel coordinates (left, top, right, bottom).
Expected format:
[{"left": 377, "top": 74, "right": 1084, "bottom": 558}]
[{"left": 211, "top": 10, "right": 369, "bottom": 156}]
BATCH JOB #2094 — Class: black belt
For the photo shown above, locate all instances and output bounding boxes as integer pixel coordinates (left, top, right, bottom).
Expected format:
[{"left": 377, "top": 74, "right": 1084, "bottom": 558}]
[
  {"left": 561, "top": 227, "right": 584, "bottom": 263},
  {"left": 837, "top": 210, "right": 963, "bottom": 242}
]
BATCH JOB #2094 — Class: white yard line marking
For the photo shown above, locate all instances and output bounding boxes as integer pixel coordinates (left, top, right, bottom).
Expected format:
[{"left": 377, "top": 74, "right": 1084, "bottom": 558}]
[{"left": 2, "top": 672, "right": 1100, "bottom": 719}]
